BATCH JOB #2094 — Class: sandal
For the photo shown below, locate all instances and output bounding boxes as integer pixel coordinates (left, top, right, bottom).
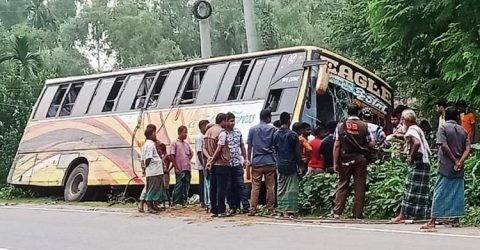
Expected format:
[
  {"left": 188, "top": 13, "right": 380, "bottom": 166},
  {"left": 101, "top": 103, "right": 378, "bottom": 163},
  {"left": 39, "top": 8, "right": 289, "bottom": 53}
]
[
  {"left": 391, "top": 218, "right": 405, "bottom": 224},
  {"left": 420, "top": 223, "right": 436, "bottom": 230},
  {"left": 147, "top": 209, "right": 159, "bottom": 214},
  {"left": 451, "top": 222, "right": 461, "bottom": 228}
]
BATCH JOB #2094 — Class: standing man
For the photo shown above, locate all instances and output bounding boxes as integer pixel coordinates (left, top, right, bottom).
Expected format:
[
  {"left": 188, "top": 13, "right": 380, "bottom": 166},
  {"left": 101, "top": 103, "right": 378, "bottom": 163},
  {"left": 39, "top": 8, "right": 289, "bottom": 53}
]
[
  {"left": 225, "top": 112, "right": 250, "bottom": 215},
  {"left": 293, "top": 122, "right": 312, "bottom": 176},
  {"left": 391, "top": 105, "right": 408, "bottom": 136},
  {"left": 171, "top": 125, "right": 193, "bottom": 207},
  {"left": 247, "top": 109, "right": 277, "bottom": 216},
  {"left": 196, "top": 120, "right": 210, "bottom": 209},
  {"left": 307, "top": 124, "right": 327, "bottom": 175},
  {"left": 302, "top": 122, "right": 313, "bottom": 141},
  {"left": 392, "top": 110, "right": 432, "bottom": 223},
  {"left": 422, "top": 107, "right": 471, "bottom": 229},
  {"left": 157, "top": 143, "right": 172, "bottom": 207},
  {"left": 386, "top": 105, "right": 408, "bottom": 146},
  {"left": 140, "top": 124, "right": 165, "bottom": 214},
  {"left": 274, "top": 112, "right": 301, "bottom": 217},
  {"left": 204, "top": 113, "right": 231, "bottom": 217},
  {"left": 321, "top": 121, "right": 337, "bottom": 174},
  {"left": 436, "top": 99, "right": 447, "bottom": 128},
  {"left": 458, "top": 101, "right": 476, "bottom": 143},
  {"left": 333, "top": 105, "right": 375, "bottom": 219},
  {"left": 360, "top": 107, "right": 386, "bottom": 146}
]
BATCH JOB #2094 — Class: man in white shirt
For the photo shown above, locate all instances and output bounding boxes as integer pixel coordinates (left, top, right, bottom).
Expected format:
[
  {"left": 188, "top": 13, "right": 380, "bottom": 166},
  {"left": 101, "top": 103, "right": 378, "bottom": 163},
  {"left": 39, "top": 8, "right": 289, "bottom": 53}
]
[
  {"left": 360, "top": 108, "right": 386, "bottom": 146},
  {"left": 436, "top": 99, "right": 447, "bottom": 128},
  {"left": 140, "top": 124, "right": 165, "bottom": 214},
  {"left": 392, "top": 110, "right": 431, "bottom": 223},
  {"left": 196, "top": 120, "right": 210, "bottom": 210}
]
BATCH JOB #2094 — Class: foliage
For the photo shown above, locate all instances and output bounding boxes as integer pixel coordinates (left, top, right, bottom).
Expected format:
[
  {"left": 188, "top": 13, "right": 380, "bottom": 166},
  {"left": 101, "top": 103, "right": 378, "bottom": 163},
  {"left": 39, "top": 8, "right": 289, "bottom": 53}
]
[
  {"left": 256, "top": 1, "right": 279, "bottom": 50},
  {"left": 463, "top": 149, "right": 480, "bottom": 208},
  {"left": 299, "top": 146, "right": 480, "bottom": 226},
  {"left": 299, "top": 173, "right": 338, "bottom": 216},
  {"left": 0, "top": 185, "right": 34, "bottom": 200},
  {"left": 26, "top": 0, "right": 56, "bottom": 30},
  {"left": 363, "top": 148, "right": 407, "bottom": 219},
  {"left": 0, "top": 35, "right": 43, "bottom": 78},
  {"left": 463, "top": 207, "right": 480, "bottom": 227},
  {"left": 359, "top": 0, "right": 479, "bottom": 107}
]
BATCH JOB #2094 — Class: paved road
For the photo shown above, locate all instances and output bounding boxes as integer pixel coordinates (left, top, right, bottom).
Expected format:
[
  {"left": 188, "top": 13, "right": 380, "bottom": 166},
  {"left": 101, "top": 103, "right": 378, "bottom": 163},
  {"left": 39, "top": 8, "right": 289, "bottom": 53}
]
[{"left": 1, "top": 206, "right": 480, "bottom": 250}]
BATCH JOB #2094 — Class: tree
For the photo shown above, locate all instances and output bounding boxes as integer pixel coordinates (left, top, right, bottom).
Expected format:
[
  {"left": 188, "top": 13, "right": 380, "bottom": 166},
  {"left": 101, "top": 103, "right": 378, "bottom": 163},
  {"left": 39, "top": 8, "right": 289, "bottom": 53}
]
[
  {"left": 363, "top": 0, "right": 480, "bottom": 106},
  {"left": 256, "top": 1, "right": 279, "bottom": 50},
  {"left": 0, "top": 35, "right": 43, "bottom": 78},
  {"left": 26, "top": 0, "right": 56, "bottom": 30},
  {"left": 0, "top": 0, "right": 30, "bottom": 28},
  {"left": 107, "top": 1, "right": 184, "bottom": 67},
  {"left": 49, "top": 0, "right": 79, "bottom": 23}
]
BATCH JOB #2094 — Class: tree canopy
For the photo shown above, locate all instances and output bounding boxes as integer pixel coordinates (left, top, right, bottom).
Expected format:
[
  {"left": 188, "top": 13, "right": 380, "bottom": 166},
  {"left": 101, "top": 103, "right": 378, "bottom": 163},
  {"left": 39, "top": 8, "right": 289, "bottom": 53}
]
[{"left": 0, "top": 0, "right": 479, "bottom": 184}]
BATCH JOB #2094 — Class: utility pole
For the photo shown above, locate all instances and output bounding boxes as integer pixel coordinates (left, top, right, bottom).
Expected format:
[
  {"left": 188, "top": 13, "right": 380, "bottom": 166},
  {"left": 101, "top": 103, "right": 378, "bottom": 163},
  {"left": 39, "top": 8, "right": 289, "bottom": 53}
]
[
  {"left": 242, "top": 0, "right": 259, "bottom": 52},
  {"left": 193, "top": 0, "right": 213, "bottom": 58},
  {"left": 199, "top": 19, "right": 212, "bottom": 58}
]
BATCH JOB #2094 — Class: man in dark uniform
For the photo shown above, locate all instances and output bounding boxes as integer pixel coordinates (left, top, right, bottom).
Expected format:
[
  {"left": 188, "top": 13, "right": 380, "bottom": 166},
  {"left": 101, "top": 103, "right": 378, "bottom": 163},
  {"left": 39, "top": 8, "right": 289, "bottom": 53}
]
[{"left": 333, "top": 105, "right": 375, "bottom": 219}]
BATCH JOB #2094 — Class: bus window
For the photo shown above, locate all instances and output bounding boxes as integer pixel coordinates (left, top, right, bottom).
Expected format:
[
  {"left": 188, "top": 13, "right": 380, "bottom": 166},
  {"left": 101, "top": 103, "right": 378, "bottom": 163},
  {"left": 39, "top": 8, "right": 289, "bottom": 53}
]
[
  {"left": 113, "top": 74, "right": 146, "bottom": 111},
  {"left": 70, "top": 80, "right": 99, "bottom": 117},
  {"left": 147, "top": 71, "right": 169, "bottom": 108},
  {"left": 266, "top": 88, "right": 298, "bottom": 115},
  {"left": 242, "top": 59, "right": 266, "bottom": 99},
  {"left": 265, "top": 89, "right": 282, "bottom": 112},
  {"left": 121, "top": 73, "right": 153, "bottom": 110},
  {"left": 253, "top": 56, "right": 281, "bottom": 99},
  {"left": 179, "top": 67, "right": 207, "bottom": 104},
  {"left": 215, "top": 61, "right": 252, "bottom": 102},
  {"left": 302, "top": 81, "right": 320, "bottom": 126},
  {"left": 195, "top": 63, "right": 227, "bottom": 105},
  {"left": 46, "top": 84, "right": 68, "bottom": 118},
  {"left": 87, "top": 78, "right": 116, "bottom": 114},
  {"left": 156, "top": 69, "right": 187, "bottom": 108},
  {"left": 33, "top": 86, "right": 59, "bottom": 120},
  {"left": 229, "top": 61, "right": 251, "bottom": 100},
  {"left": 59, "top": 83, "right": 83, "bottom": 117},
  {"left": 102, "top": 76, "right": 126, "bottom": 112}
]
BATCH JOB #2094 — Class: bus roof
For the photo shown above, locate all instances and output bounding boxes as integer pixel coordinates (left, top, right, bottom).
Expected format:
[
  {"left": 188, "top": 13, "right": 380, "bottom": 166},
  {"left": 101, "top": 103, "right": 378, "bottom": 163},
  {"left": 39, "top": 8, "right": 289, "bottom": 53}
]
[{"left": 45, "top": 46, "right": 390, "bottom": 88}]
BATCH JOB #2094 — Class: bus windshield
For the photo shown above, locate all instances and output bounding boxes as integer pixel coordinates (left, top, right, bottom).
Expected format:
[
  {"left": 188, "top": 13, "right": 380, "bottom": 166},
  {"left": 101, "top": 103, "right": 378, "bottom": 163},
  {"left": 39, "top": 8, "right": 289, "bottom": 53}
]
[{"left": 301, "top": 50, "right": 393, "bottom": 130}]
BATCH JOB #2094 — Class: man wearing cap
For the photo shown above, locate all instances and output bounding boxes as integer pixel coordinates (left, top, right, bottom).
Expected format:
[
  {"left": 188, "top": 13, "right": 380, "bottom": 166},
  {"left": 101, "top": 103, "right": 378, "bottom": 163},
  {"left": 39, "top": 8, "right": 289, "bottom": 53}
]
[{"left": 360, "top": 107, "right": 386, "bottom": 147}]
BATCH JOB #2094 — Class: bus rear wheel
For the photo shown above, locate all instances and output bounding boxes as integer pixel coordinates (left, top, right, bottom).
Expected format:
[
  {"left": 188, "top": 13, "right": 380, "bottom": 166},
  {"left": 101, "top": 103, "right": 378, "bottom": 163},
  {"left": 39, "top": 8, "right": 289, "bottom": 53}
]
[{"left": 64, "top": 163, "right": 89, "bottom": 202}]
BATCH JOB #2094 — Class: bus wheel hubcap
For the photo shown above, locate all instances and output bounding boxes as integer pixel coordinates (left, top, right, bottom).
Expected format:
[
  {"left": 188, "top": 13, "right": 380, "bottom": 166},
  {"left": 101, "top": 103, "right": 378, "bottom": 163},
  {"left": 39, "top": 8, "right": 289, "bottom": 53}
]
[{"left": 71, "top": 174, "right": 84, "bottom": 194}]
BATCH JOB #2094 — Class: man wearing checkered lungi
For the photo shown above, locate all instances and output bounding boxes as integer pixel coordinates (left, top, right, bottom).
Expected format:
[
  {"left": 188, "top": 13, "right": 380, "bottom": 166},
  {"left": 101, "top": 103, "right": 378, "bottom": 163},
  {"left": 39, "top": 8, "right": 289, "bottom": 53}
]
[{"left": 393, "top": 110, "right": 432, "bottom": 223}]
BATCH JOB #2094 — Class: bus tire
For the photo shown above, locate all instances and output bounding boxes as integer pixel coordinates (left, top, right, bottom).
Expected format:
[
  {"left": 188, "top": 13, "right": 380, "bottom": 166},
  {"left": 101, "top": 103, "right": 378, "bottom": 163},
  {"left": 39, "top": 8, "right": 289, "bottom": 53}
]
[{"left": 64, "top": 163, "right": 89, "bottom": 202}]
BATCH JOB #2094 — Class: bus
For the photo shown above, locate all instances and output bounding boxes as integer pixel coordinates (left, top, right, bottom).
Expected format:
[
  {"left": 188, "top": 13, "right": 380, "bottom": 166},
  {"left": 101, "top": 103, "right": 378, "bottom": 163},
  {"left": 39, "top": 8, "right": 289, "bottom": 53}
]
[{"left": 7, "top": 46, "right": 393, "bottom": 201}]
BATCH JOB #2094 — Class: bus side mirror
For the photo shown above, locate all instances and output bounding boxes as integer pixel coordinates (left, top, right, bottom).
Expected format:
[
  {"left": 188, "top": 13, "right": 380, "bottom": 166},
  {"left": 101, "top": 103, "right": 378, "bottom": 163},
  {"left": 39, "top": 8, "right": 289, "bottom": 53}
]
[{"left": 315, "top": 64, "right": 330, "bottom": 95}]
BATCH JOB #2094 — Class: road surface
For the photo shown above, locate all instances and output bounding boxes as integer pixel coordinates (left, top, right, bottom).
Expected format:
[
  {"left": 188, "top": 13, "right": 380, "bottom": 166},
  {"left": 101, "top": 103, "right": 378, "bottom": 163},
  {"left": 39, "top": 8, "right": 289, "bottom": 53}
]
[{"left": 1, "top": 205, "right": 479, "bottom": 250}]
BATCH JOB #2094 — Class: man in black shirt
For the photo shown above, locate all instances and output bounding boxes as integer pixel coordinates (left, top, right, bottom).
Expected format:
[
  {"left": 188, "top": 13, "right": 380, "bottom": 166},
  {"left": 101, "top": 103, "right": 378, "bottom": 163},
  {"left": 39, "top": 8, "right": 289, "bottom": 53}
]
[{"left": 321, "top": 121, "right": 337, "bottom": 174}]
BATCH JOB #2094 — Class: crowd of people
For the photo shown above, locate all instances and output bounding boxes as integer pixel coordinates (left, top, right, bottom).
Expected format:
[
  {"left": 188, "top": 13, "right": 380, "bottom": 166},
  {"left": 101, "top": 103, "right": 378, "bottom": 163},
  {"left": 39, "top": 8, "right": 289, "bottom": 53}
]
[{"left": 137, "top": 100, "right": 475, "bottom": 228}]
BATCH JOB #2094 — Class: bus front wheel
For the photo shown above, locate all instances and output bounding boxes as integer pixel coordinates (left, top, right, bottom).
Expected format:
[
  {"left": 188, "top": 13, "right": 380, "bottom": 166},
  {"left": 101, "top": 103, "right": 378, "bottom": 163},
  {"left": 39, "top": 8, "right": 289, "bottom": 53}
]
[{"left": 64, "top": 163, "right": 89, "bottom": 202}]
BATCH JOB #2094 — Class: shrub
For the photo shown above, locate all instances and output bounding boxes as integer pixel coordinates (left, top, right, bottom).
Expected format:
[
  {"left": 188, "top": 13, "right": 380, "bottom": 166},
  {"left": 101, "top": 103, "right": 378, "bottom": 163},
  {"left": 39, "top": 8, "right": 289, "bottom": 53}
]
[
  {"left": 299, "top": 145, "right": 480, "bottom": 226},
  {"left": 0, "top": 185, "right": 34, "bottom": 200},
  {"left": 299, "top": 173, "right": 338, "bottom": 216}
]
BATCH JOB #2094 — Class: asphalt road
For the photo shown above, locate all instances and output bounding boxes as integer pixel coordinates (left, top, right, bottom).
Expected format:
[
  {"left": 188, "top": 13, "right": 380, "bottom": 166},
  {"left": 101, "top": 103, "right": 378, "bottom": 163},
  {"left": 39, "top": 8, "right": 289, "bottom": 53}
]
[{"left": 1, "top": 206, "right": 480, "bottom": 250}]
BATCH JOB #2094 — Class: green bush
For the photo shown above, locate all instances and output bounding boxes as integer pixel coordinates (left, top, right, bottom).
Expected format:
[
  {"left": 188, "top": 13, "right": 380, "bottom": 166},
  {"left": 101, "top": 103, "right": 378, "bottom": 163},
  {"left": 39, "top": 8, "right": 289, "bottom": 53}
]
[
  {"left": 463, "top": 149, "right": 480, "bottom": 207},
  {"left": 299, "top": 145, "right": 480, "bottom": 226},
  {"left": 299, "top": 173, "right": 338, "bottom": 216},
  {"left": 363, "top": 150, "right": 407, "bottom": 219},
  {"left": 463, "top": 207, "right": 480, "bottom": 226},
  {"left": 0, "top": 185, "right": 34, "bottom": 200}
]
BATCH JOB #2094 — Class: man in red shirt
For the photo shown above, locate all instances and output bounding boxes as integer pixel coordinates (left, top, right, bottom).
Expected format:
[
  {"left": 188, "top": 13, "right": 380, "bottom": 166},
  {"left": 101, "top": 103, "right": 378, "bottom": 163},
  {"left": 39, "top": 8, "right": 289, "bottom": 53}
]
[{"left": 308, "top": 124, "right": 327, "bottom": 174}]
